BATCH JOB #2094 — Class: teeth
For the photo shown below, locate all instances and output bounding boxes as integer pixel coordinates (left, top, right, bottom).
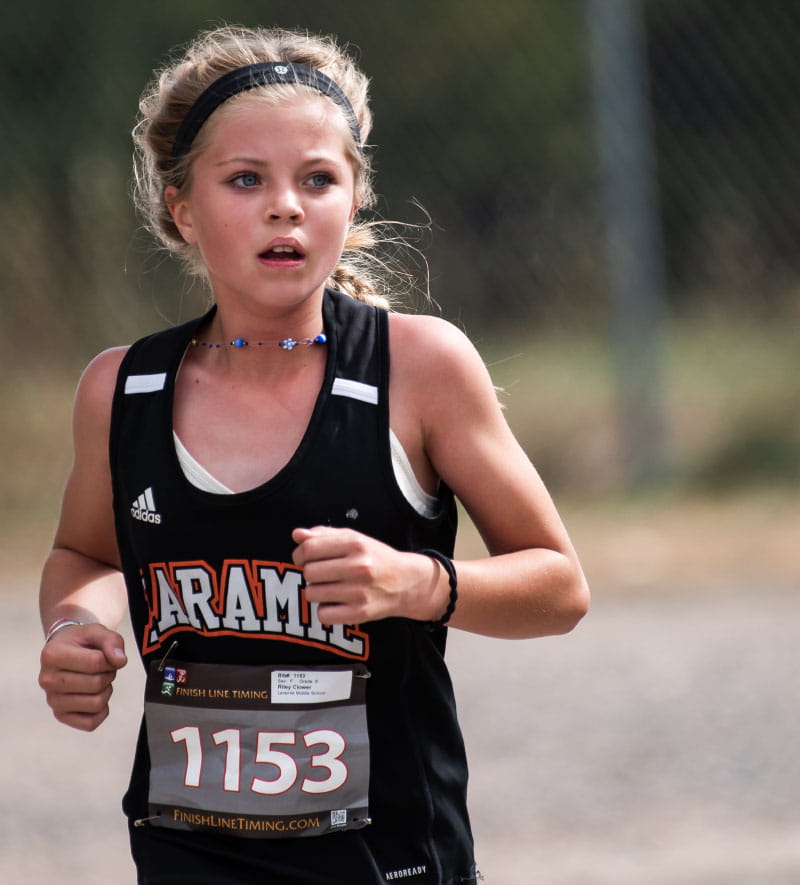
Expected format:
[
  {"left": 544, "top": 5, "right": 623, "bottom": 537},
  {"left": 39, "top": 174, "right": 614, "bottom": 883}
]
[{"left": 271, "top": 245, "right": 294, "bottom": 253}]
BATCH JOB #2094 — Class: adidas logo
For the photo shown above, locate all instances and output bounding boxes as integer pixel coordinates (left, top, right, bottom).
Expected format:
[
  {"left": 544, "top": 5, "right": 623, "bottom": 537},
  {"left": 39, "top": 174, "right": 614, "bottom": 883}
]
[{"left": 131, "top": 487, "right": 162, "bottom": 525}]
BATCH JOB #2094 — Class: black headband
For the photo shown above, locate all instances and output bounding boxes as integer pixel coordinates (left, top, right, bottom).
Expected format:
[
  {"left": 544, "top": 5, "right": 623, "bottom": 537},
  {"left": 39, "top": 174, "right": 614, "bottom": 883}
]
[{"left": 171, "top": 61, "right": 362, "bottom": 164}]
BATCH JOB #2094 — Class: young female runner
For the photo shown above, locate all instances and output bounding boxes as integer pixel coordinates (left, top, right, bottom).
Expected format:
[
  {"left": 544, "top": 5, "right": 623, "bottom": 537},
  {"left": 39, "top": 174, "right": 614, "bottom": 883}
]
[{"left": 38, "top": 25, "right": 589, "bottom": 884}]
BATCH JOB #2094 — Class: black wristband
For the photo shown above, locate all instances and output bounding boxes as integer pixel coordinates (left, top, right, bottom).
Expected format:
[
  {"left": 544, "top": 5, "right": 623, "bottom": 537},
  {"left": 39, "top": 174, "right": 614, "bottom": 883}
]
[{"left": 420, "top": 549, "right": 458, "bottom": 629}]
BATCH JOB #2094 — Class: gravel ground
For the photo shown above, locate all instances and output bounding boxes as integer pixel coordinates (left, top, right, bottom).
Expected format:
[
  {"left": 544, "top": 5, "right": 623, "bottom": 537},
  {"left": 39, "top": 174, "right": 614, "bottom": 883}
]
[
  {"left": 4, "top": 579, "right": 798, "bottom": 884},
  {"left": 449, "top": 586, "right": 800, "bottom": 883}
]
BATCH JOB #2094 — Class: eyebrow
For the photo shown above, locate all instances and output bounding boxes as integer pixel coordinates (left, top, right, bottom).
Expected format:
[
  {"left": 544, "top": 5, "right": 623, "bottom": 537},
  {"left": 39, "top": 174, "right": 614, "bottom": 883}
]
[
  {"left": 213, "top": 153, "right": 346, "bottom": 168},
  {"left": 214, "top": 157, "right": 266, "bottom": 167}
]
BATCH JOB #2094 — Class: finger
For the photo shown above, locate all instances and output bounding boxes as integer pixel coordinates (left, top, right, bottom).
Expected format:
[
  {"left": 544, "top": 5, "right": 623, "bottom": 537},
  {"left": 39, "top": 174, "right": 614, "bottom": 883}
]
[
  {"left": 292, "top": 526, "right": 341, "bottom": 567},
  {"left": 292, "top": 524, "right": 343, "bottom": 541},
  {"left": 47, "top": 682, "right": 114, "bottom": 714},
  {"left": 291, "top": 527, "right": 315, "bottom": 546},
  {"left": 54, "top": 706, "right": 112, "bottom": 733},
  {"left": 292, "top": 526, "right": 361, "bottom": 568},
  {"left": 75, "top": 623, "right": 128, "bottom": 670},
  {"left": 315, "top": 600, "right": 362, "bottom": 626},
  {"left": 303, "top": 577, "right": 357, "bottom": 604},
  {"left": 41, "top": 642, "right": 116, "bottom": 679},
  {"left": 291, "top": 528, "right": 312, "bottom": 567},
  {"left": 301, "top": 556, "right": 355, "bottom": 586},
  {"left": 292, "top": 525, "right": 354, "bottom": 549},
  {"left": 304, "top": 546, "right": 382, "bottom": 591},
  {"left": 40, "top": 667, "right": 117, "bottom": 696},
  {"left": 47, "top": 687, "right": 114, "bottom": 734},
  {"left": 97, "top": 630, "right": 127, "bottom": 669},
  {"left": 305, "top": 578, "right": 374, "bottom": 625}
]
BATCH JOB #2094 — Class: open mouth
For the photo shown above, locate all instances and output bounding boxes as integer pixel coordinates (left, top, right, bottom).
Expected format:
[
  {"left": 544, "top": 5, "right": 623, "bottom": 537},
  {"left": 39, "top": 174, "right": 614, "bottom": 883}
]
[{"left": 260, "top": 245, "right": 304, "bottom": 261}]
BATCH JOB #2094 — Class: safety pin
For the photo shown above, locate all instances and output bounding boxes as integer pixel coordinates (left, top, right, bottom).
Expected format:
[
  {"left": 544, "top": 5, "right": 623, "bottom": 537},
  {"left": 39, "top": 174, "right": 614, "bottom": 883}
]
[{"left": 157, "top": 640, "right": 179, "bottom": 672}]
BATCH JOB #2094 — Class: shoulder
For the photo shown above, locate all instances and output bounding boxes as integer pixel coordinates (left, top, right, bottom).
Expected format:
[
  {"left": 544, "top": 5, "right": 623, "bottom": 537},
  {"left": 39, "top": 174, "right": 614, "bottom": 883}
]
[
  {"left": 389, "top": 310, "right": 486, "bottom": 368},
  {"left": 53, "top": 348, "right": 130, "bottom": 564},
  {"left": 387, "top": 311, "right": 506, "bottom": 471},
  {"left": 77, "top": 346, "right": 130, "bottom": 397},
  {"left": 73, "top": 346, "right": 130, "bottom": 427},
  {"left": 388, "top": 311, "right": 496, "bottom": 406}
]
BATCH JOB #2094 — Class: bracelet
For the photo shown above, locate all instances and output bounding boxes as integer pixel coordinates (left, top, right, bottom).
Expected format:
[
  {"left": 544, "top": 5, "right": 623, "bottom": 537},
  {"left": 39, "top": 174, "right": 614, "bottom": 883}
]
[
  {"left": 420, "top": 549, "right": 458, "bottom": 630},
  {"left": 45, "top": 617, "right": 84, "bottom": 642}
]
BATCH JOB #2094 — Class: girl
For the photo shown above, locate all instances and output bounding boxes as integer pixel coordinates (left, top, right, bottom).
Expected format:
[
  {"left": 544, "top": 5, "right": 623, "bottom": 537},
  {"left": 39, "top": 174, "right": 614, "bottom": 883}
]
[{"left": 38, "top": 25, "right": 589, "bottom": 885}]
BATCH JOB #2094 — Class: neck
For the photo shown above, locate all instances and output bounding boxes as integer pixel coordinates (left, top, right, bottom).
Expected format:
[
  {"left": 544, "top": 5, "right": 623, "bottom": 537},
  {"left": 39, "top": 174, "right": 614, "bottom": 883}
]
[
  {"left": 207, "top": 288, "right": 327, "bottom": 343},
  {"left": 188, "top": 299, "right": 328, "bottom": 379},
  {"left": 191, "top": 333, "right": 327, "bottom": 351}
]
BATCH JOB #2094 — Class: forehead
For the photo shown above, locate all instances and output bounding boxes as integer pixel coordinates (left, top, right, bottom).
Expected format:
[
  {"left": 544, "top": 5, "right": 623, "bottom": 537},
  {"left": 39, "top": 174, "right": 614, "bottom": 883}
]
[{"left": 199, "top": 91, "right": 353, "bottom": 160}]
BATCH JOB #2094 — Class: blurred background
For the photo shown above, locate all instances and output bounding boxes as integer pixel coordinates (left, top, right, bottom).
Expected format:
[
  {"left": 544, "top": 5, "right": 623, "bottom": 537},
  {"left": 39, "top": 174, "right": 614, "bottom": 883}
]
[
  {"left": 3, "top": 0, "right": 800, "bottom": 532},
  {"left": 2, "top": 1, "right": 799, "bottom": 882}
]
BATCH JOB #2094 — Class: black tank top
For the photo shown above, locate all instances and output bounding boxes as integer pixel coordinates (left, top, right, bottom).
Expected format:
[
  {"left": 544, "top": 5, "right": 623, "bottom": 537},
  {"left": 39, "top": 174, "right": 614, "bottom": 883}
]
[{"left": 110, "top": 289, "right": 476, "bottom": 883}]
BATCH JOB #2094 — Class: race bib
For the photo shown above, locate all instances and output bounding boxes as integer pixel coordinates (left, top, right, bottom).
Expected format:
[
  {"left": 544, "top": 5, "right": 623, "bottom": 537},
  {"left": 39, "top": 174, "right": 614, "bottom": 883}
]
[{"left": 143, "top": 658, "right": 371, "bottom": 838}]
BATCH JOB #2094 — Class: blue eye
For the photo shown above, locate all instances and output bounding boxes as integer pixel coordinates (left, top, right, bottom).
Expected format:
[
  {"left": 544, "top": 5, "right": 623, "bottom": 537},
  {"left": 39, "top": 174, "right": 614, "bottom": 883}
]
[
  {"left": 233, "top": 172, "right": 259, "bottom": 188},
  {"left": 308, "top": 172, "right": 333, "bottom": 189}
]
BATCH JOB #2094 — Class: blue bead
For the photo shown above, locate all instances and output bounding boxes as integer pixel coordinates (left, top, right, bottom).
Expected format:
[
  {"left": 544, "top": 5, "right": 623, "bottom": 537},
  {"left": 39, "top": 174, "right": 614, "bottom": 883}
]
[
  {"left": 313, "top": 334, "right": 327, "bottom": 344},
  {"left": 232, "top": 338, "right": 246, "bottom": 348}
]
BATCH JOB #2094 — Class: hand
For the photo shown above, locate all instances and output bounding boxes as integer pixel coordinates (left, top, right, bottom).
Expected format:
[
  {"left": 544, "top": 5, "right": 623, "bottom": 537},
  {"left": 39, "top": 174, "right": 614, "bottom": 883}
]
[
  {"left": 291, "top": 527, "right": 447, "bottom": 626},
  {"left": 39, "top": 623, "right": 127, "bottom": 732}
]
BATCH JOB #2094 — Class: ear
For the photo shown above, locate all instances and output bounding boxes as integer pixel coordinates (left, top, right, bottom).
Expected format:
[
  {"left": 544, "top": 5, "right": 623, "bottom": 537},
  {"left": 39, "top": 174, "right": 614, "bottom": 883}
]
[
  {"left": 164, "top": 185, "right": 196, "bottom": 245},
  {"left": 348, "top": 201, "right": 359, "bottom": 223}
]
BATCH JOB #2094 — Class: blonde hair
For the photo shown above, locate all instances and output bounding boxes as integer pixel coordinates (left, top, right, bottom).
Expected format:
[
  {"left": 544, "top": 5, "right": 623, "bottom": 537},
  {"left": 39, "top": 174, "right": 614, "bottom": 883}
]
[{"left": 133, "top": 25, "right": 389, "bottom": 307}]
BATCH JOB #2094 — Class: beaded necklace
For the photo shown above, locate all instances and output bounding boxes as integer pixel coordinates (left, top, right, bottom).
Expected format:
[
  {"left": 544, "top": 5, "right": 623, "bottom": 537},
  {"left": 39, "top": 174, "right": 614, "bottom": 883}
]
[{"left": 191, "top": 333, "right": 327, "bottom": 351}]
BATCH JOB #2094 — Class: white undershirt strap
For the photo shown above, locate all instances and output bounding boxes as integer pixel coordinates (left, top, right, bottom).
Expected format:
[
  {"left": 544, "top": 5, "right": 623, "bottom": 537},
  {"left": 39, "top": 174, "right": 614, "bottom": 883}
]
[
  {"left": 173, "top": 430, "right": 438, "bottom": 517},
  {"left": 173, "top": 433, "right": 235, "bottom": 494},
  {"left": 387, "top": 430, "right": 438, "bottom": 517}
]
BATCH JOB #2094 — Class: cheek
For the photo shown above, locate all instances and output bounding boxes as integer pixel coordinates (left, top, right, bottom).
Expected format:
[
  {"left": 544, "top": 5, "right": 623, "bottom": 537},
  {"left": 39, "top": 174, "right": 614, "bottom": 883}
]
[
  {"left": 326, "top": 211, "right": 355, "bottom": 256},
  {"left": 185, "top": 203, "right": 239, "bottom": 250}
]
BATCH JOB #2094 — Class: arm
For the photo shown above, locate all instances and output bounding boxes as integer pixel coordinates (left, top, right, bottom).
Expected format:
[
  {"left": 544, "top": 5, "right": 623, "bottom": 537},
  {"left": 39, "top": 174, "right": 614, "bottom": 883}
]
[
  {"left": 38, "top": 347, "right": 130, "bottom": 731},
  {"left": 413, "top": 316, "right": 589, "bottom": 638},
  {"left": 292, "top": 314, "right": 589, "bottom": 639}
]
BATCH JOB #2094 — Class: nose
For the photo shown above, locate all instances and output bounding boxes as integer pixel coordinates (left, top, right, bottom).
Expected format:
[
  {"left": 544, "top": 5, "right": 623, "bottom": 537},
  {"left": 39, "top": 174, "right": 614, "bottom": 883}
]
[{"left": 266, "top": 183, "right": 304, "bottom": 223}]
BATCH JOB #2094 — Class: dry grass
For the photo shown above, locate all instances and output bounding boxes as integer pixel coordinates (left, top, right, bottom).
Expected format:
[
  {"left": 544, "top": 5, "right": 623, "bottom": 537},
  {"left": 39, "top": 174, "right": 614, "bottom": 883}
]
[{"left": 481, "top": 311, "right": 800, "bottom": 494}]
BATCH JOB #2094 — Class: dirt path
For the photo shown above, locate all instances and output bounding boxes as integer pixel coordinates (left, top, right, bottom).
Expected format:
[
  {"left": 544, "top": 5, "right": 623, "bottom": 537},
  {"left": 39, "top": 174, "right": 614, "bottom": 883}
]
[{"left": 450, "top": 585, "right": 800, "bottom": 883}]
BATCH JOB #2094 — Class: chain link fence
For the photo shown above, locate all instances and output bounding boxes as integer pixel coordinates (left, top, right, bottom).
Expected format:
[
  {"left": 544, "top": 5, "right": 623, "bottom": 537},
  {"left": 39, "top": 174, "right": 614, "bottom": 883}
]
[{"left": 2, "top": 0, "right": 799, "bottom": 488}]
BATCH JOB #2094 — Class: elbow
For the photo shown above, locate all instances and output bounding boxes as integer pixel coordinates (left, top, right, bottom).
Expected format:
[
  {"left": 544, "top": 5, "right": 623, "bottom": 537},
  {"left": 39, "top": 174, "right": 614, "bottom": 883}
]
[
  {"left": 558, "top": 585, "right": 590, "bottom": 634},
  {"left": 550, "top": 568, "right": 590, "bottom": 636}
]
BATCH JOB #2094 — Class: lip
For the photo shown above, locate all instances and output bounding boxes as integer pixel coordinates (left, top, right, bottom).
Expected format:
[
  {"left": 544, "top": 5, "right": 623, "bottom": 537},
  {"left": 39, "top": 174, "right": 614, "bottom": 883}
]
[
  {"left": 258, "top": 237, "right": 306, "bottom": 269},
  {"left": 260, "top": 237, "right": 305, "bottom": 257}
]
